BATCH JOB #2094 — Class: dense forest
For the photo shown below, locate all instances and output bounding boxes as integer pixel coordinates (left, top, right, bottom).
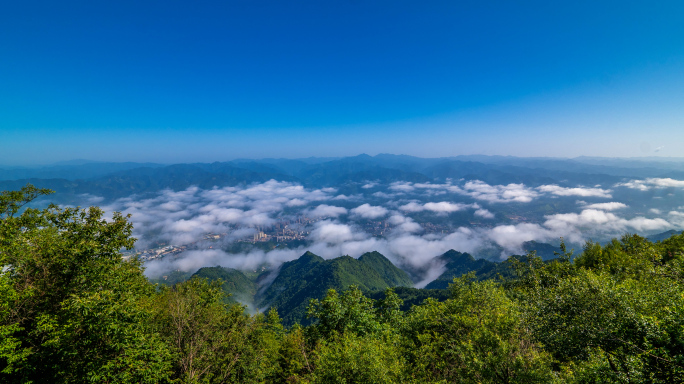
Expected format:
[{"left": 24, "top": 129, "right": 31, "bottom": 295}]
[{"left": 2, "top": 185, "right": 684, "bottom": 383}]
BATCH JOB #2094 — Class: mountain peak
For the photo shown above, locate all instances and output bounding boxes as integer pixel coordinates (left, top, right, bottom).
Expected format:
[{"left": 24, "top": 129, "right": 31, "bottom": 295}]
[
  {"left": 358, "top": 250, "right": 387, "bottom": 261},
  {"left": 299, "top": 251, "right": 325, "bottom": 263},
  {"left": 439, "top": 250, "right": 475, "bottom": 264}
]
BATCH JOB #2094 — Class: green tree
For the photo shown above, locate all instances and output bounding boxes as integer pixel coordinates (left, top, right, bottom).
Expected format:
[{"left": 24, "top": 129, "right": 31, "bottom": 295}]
[
  {"left": 152, "top": 277, "right": 280, "bottom": 383},
  {"left": 375, "top": 287, "right": 404, "bottom": 329},
  {"left": 526, "top": 263, "right": 684, "bottom": 382},
  {"left": 576, "top": 235, "right": 661, "bottom": 279},
  {"left": 401, "top": 274, "right": 555, "bottom": 384},
  {"left": 516, "top": 234, "right": 684, "bottom": 382},
  {"left": 306, "top": 286, "right": 382, "bottom": 340},
  {"left": 271, "top": 324, "right": 314, "bottom": 384},
  {"left": 0, "top": 184, "right": 171, "bottom": 383},
  {"left": 311, "top": 332, "right": 405, "bottom": 384}
]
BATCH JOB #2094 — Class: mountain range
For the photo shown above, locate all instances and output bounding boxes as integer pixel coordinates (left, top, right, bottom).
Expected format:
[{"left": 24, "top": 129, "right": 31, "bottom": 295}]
[{"left": 4, "top": 154, "right": 684, "bottom": 203}]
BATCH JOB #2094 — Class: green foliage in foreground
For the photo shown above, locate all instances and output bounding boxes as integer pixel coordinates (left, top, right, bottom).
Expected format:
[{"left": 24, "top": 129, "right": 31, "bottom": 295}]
[{"left": 2, "top": 184, "right": 684, "bottom": 383}]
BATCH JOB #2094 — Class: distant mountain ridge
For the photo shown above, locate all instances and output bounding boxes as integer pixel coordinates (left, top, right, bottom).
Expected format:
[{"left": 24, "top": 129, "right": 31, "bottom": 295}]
[
  {"left": 6, "top": 154, "right": 682, "bottom": 202},
  {"left": 648, "top": 230, "right": 683, "bottom": 243},
  {"left": 0, "top": 161, "right": 165, "bottom": 181}
]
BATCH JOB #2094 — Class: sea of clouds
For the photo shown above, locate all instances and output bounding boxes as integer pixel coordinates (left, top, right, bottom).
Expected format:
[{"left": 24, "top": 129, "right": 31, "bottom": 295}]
[{"left": 98, "top": 178, "right": 684, "bottom": 286}]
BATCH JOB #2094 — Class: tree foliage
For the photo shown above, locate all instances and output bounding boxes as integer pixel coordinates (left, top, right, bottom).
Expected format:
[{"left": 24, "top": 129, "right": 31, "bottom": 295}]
[
  {"left": 402, "top": 274, "right": 555, "bottom": 383},
  {"left": 0, "top": 184, "right": 170, "bottom": 383}
]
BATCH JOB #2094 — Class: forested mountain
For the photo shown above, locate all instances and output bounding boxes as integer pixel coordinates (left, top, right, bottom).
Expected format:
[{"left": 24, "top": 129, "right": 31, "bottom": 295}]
[
  {"left": 154, "top": 250, "right": 415, "bottom": 325},
  {"left": 258, "top": 251, "right": 413, "bottom": 325},
  {"left": 259, "top": 251, "right": 413, "bottom": 325},
  {"left": 163, "top": 246, "right": 567, "bottom": 319},
  {"left": 424, "top": 250, "right": 512, "bottom": 289}
]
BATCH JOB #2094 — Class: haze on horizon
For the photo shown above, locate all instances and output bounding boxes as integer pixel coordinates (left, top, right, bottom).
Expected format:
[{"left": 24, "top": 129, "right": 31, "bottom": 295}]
[{"left": 2, "top": 1, "right": 684, "bottom": 166}]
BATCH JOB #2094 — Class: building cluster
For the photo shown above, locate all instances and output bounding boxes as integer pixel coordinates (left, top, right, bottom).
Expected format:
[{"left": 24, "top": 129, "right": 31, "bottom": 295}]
[
  {"left": 122, "top": 214, "right": 462, "bottom": 263},
  {"left": 136, "top": 245, "right": 187, "bottom": 261},
  {"left": 421, "top": 222, "right": 452, "bottom": 234},
  {"left": 252, "top": 223, "right": 309, "bottom": 242},
  {"left": 362, "top": 220, "right": 391, "bottom": 236}
]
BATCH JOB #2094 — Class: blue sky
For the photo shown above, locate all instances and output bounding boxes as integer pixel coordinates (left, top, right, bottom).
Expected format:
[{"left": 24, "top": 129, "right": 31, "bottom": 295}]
[{"left": 2, "top": 0, "right": 683, "bottom": 165}]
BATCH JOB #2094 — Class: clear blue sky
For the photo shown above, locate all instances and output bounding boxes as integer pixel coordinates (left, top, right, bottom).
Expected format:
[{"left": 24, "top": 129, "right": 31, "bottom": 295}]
[{"left": 2, "top": 0, "right": 683, "bottom": 165}]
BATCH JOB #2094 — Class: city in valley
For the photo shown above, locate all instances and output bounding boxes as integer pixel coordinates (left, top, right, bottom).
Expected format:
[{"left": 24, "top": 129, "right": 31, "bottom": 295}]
[{"left": 124, "top": 214, "right": 457, "bottom": 263}]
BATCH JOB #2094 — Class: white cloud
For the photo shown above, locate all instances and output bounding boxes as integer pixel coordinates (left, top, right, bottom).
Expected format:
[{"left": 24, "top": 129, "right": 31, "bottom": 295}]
[
  {"left": 310, "top": 221, "right": 356, "bottom": 244},
  {"left": 145, "top": 247, "right": 302, "bottom": 278},
  {"left": 98, "top": 178, "right": 682, "bottom": 287},
  {"left": 286, "top": 198, "right": 308, "bottom": 207},
  {"left": 625, "top": 217, "right": 670, "bottom": 232},
  {"left": 538, "top": 185, "right": 612, "bottom": 198},
  {"left": 387, "top": 214, "right": 408, "bottom": 225},
  {"left": 398, "top": 202, "right": 424, "bottom": 212},
  {"left": 487, "top": 223, "right": 551, "bottom": 254},
  {"left": 387, "top": 227, "right": 484, "bottom": 268},
  {"left": 616, "top": 178, "right": 684, "bottom": 191},
  {"left": 482, "top": 207, "right": 673, "bottom": 256},
  {"left": 77, "top": 193, "right": 105, "bottom": 205},
  {"left": 397, "top": 221, "right": 423, "bottom": 234},
  {"left": 159, "top": 201, "right": 184, "bottom": 211},
  {"left": 240, "top": 211, "right": 275, "bottom": 226},
  {"left": 649, "top": 178, "right": 684, "bottom": 188},
  {"left": 545, "top": 209, "right": 619, "bottom": 230},
  {"left": 372, "top": 191, "right": 396, "bottom": 198},
  {"left": 667, "top": 211, "right": 684, "bottom": 228},
  {"left": 462, "top": 180, "right": 539, "bottom": 203},
  {"left": 308, "top": 204, "right": 348, "bottom": 218},
  {"left": 380, "top": 180, "right": 538, "bottom": 204},
  {"left": 543, "top": 209, "right": 671, "bottom": 242},
  {"left": 351, "top": 203, "right": 389, "bottom": 219},
  {"left": 331, "top": 194, "right": 352, "bottom": 200},
  {"left": 387, "top": 214, "right": 423, "bottom": 234},
  {"left": 423, "top": 202, "right": 470, "bottom": 213},
  {"left": 474, "top": 208, "right": 495, "bottom": 219},
  {"left": 389, "top": 180, "right": 539, "bottom": 203},
  {"left": 101, "top": 180, "right": 340, "bottom": 248},
  {"left": 400, "top": 201, "right": 473, "bottom": 213},
  {"left": 389, "top": 182, "right": 415, "bottom": 192},
  {"left": 413, "top": 182, "right": 450, "bottom": 190},
  {"left": 583, "top": 202, "right": 628, "bottom": 211},
  {"left": 208, "top": 208, "right": 245, "bottom": 222}
]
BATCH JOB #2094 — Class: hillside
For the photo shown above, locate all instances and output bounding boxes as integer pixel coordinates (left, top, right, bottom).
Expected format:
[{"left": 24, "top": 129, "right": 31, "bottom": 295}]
[
  {"left": 192, "top": 266, "right": 257, "bottom": 306},
  {"left": 424, "top": 250, "right": 517, "bottom": 289},
  {"left": 256, "top": 251, "right": 414, "bottom": 325},
  {"left": 148, "top": 249, "right": 551, "bottom": 324}
]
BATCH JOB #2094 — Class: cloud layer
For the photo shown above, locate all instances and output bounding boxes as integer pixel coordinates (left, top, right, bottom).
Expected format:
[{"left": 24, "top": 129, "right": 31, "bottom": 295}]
[{"left": 93, "top": 178, "right": 684, "bottom": 283}]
